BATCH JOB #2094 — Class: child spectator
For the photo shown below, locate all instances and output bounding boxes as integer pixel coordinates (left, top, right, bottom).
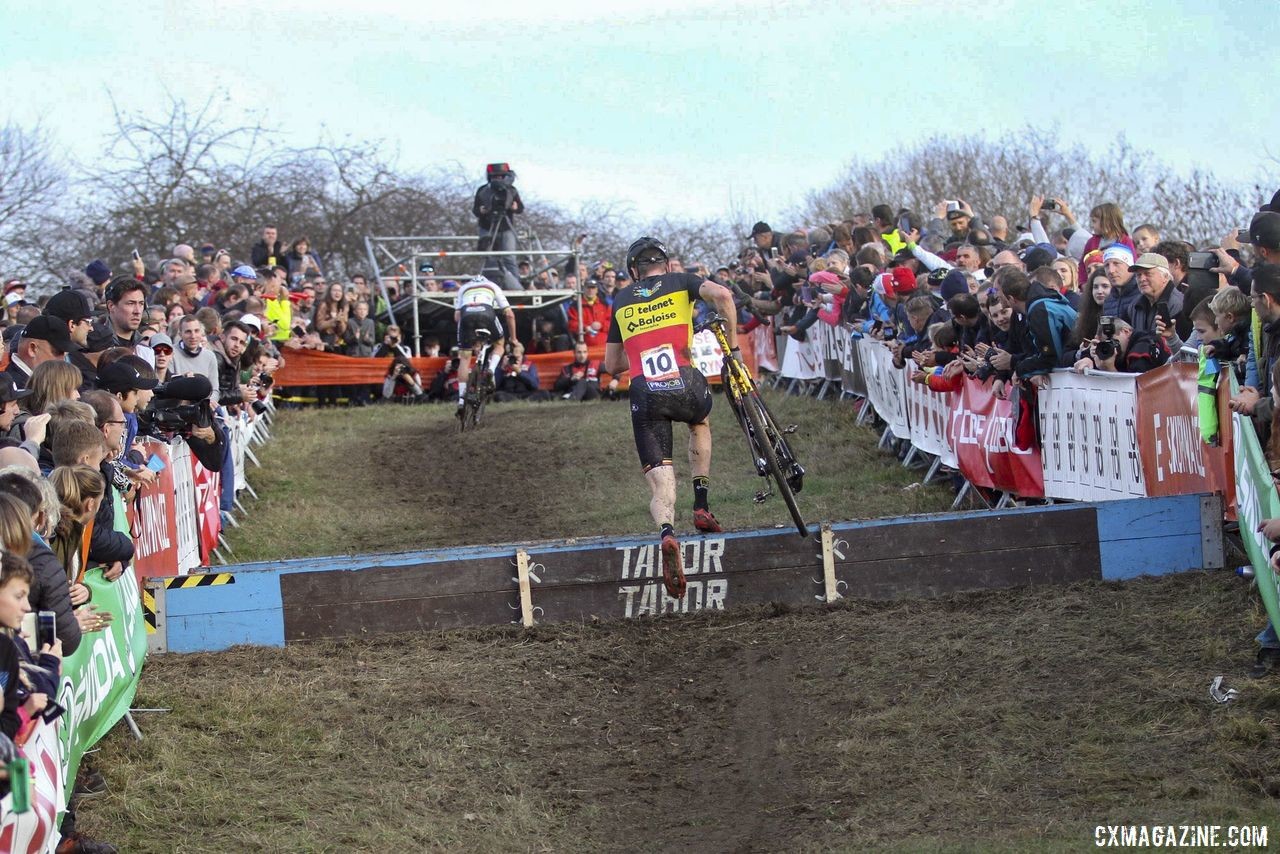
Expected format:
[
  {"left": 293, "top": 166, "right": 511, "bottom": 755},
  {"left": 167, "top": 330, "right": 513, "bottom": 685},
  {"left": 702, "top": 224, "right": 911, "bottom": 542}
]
[{"left": 1205, "top": 286, "right": 1253, "bottom": 384}]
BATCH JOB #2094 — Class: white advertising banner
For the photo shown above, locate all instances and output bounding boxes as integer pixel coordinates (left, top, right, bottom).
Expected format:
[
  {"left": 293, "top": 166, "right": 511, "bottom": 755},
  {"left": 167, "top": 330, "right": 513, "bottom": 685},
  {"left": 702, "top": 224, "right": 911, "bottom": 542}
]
[
  {"left": 904, "top": 371, "right": 958, "bottom": 468},
  {"left": 857, "top": 339, "right": 910, "bottom": 439},
  {"left": 169, "top": 440, "right": 201, "bottom": 572},
  {"left": 780, "top": 330, "right": 823, "bottom": 381},
  {"left": 1037, "top": 370, "right": 1146, "bottom": 501}
]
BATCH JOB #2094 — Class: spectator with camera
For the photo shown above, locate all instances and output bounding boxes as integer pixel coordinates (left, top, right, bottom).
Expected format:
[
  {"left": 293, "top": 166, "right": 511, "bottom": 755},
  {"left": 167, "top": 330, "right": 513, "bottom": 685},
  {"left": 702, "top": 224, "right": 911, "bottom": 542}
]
[
  {"left": 495, "top": 341, "right": 551, "bottom": 402},
  {"left": 381, "top": 351, "right": 424, "bottom": 402},
  {"left": 1072, "top": 316, "right": 1169, "bottom": 375}
]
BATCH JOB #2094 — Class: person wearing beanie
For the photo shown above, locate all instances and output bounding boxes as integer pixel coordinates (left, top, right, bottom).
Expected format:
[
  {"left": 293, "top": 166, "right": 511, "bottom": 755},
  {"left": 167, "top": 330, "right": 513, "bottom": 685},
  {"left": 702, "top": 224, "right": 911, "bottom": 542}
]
[
  {"left": 1099, "top": 244, "right": 1141, "bottom": 319},
  {"left": 940, "top": 269, "right": 972, "bottom": 301},
  {"left": 84, "top": 259, "right": 112, "bottom": 289}
]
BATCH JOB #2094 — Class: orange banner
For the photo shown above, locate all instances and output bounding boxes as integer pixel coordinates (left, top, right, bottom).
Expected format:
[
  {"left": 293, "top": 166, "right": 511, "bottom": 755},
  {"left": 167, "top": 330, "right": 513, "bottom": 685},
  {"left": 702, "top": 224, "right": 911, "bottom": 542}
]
[
  {"left": 274, "top": 347, "right": 607, "bottom": 390},
  {"left": 273, "top": 341, "right": 756, "bottom": 389}
]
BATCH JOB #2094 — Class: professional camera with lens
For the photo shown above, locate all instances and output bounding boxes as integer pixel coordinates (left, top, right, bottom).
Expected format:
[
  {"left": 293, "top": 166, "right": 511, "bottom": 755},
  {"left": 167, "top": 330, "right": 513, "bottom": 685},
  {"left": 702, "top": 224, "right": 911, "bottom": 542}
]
[
  {"left": 1094, "top": 315, "right": 1118, "bottom": 361},
  {"left": 485, "top": 162, "right": 515, "bottom": 215},
  {"left": 136, "top": 376, "right": 215, "bottom": 440}
]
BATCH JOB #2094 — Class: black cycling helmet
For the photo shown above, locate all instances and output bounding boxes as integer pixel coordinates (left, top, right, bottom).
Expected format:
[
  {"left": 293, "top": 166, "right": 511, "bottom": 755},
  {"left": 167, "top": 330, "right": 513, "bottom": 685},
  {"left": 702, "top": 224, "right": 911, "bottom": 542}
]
[{"left": 626, "top": 237, "right": 669, "bottom": 277}]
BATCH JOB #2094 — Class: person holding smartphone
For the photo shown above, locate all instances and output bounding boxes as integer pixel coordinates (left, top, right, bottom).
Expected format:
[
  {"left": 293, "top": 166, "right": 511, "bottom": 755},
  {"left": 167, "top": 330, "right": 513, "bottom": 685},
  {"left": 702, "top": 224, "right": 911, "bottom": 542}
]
[{"left": 1121, "top": 253, "right": 1184, "bottom": 337}]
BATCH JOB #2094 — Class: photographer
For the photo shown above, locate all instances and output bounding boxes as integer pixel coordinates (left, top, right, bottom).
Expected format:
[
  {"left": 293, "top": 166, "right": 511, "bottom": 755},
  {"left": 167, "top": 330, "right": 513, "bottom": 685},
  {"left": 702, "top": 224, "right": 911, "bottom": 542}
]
[
  {"left": 136, "top": 375, "right": 225, "bottom": 472},
  {"left": 381, "top": 351, "right": 424, "bottom": 402},
  {"left": 495, "top": 342, "right": 551, "bottom": 402},
  {"left": 473, "top": 163, "right": 525, "bottom": 290},
  {"left": 1072, "top": 316, "right": 1170, "bottom": 374}
]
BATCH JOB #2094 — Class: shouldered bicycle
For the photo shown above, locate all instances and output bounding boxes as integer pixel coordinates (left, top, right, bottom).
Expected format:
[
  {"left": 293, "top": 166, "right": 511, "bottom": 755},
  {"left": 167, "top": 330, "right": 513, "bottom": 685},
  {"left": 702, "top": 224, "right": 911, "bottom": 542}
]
[{"left": 698, "top": 313, "right": 808, "bottom": 536}]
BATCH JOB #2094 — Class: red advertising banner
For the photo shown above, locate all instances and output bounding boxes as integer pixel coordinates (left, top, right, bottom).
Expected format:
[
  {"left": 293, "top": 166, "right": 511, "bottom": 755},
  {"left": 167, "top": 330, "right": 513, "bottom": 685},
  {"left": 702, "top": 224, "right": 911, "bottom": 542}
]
[
  {"left": 125, "top": 442, "right": 180, "bottom": 580},
  {"left": 1136, "top": 363, "right": 1232, "bottom": 505},
  {"left": 948, "top": 377, "right": 1045, "bottom": 496},
  {"left": 192, "top": 459, "right": 222, "bottom": 567}
]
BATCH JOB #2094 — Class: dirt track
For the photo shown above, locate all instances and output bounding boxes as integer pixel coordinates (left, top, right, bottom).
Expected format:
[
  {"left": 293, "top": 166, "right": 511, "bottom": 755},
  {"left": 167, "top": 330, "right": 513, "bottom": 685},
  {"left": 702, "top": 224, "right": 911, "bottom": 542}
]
[{"left": 81, "top": 399, "right": 1280, "bottom": 852}]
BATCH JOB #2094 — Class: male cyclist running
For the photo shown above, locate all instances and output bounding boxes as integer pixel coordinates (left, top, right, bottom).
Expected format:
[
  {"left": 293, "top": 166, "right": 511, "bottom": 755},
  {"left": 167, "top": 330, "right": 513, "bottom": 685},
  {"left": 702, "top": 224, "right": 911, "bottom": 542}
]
[
  {"left": 603, "top": 237, "right": 738, "bottom": 600},
  {"left": 454, "top": 275, "right": 517, "bottom": 414}
]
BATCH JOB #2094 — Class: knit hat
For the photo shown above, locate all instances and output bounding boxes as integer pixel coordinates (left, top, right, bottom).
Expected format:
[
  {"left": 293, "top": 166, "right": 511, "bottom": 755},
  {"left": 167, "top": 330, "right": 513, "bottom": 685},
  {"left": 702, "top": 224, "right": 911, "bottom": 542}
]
[
  {"left": 940, "top": 269, "right": 970, "bottom": 300},
  {"left": 85, "top": 259, "right": 112, "bottom": 286},
  {"left": 890, "top": 266, "right": 917, "bottom": 295},
  {"left": 1101, "top": 245, "right": 1135, "bottom": 266}
]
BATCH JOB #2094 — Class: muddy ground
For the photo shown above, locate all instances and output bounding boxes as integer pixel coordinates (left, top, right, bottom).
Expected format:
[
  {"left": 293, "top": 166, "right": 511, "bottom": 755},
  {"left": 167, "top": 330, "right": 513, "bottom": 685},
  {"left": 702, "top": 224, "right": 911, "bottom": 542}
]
[
  {"left": 76, "top": 397, "right": 1280, "bottom": 851},
  {"left": 83, "top": 572, "right": 1280, "bottom": 852}
]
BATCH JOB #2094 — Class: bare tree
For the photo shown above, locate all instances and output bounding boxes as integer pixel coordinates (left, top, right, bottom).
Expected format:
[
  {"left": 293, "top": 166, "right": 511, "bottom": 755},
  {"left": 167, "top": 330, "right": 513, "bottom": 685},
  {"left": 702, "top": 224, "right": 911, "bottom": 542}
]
[
  {"left": 0, "top": 122, "right": 68, "bottom": 282},
  {"left": 797, "top": 128, "right": 1259, "bottom": 247}
]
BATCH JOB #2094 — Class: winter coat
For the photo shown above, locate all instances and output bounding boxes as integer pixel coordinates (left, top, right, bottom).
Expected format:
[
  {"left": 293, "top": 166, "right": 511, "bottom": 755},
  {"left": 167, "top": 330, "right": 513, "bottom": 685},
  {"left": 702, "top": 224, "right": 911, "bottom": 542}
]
[{"left": 27, "top": 536, "right": 82, "bottom": 656}]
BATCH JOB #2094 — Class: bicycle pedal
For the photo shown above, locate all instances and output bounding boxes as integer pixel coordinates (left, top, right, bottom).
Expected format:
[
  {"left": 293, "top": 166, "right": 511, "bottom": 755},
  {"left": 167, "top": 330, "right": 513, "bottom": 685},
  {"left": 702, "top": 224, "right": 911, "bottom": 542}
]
[
  {"left": 783, "top": 424, "right": 798, "bottom": 434},
  {"left": 753, "top": 491, "right": 768, "bottom": 504}
]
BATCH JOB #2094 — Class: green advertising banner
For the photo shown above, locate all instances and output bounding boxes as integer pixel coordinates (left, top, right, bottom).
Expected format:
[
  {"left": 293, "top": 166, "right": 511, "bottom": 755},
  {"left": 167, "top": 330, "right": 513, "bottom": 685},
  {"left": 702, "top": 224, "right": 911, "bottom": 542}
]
[
  {"left": 1230, "top": 405, "right": 1280, "bottom": 636},
  {"left": 56, "top": 564, "right": 148, "bottom": 797},
  {"left": 56, "top": 490, "right": 150, "bottom": 808}
]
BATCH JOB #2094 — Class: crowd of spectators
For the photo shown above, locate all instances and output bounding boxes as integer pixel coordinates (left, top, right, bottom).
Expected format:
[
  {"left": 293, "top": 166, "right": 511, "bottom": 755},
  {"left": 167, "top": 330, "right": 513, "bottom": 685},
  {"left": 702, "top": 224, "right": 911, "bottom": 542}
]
[
  {"left": 710, "top": 193, "right": 1280, "bottom": 680},
  {"left": 1, "top": 189, "right": 1280, "bottom": 849}
]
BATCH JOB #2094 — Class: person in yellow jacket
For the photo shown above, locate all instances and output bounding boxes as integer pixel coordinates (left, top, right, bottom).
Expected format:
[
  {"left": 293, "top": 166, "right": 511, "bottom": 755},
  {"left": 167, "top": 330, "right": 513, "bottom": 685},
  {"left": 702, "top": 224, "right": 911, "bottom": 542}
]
[{"left": 262, "top": 275, "right": 292, "bottom": 342}]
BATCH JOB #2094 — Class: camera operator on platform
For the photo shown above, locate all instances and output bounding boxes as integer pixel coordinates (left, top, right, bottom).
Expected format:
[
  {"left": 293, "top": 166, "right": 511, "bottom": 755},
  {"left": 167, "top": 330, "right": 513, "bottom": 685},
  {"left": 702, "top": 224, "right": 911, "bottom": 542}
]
[{"left": 473, "top": 163, "right": 525, "bottom": 291}]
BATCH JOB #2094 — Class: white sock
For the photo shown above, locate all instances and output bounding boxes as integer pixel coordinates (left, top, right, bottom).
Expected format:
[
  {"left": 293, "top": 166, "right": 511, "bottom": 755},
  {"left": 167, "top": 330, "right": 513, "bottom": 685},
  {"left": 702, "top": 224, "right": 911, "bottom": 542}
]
[
  {"left": 487, "top": 352, "right": 501, "bottom": 373},
  {"left": 456, "top": 381, "right": 466, "bottom": 405}
]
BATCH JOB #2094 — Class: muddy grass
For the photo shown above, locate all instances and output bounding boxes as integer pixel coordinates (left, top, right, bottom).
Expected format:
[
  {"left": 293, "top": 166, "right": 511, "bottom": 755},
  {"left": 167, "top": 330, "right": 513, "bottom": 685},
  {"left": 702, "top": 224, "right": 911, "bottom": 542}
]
[
  {"left": 75, "top": 393, "right": 1280, "bottom": 851},
  {"left": 222, "top": 391, "right": 955, "bottom": 562}
]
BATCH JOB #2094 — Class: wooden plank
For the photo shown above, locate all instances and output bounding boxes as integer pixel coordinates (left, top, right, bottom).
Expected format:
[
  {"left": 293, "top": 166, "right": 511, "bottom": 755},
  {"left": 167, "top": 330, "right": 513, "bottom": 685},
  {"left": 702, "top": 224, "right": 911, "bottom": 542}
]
[
  {"left": 282, "top": 591, "right": 516, "bottom": 641},
  {"left": 526, "top": 530, "right": 820, "bottom": 589},
  {"left": 829, "top": 506, "right": 1098, "bottom": 563},
  {"left": 534, "top": 565, "right": 824, "bottom": 622},
  {"left": 838, "top": 544, "right": 1101, "bottom": 600},
  {"left": 830, "top": 506, "right": 1101, "bottom": 599},
  {"left": 278, "top": 557, "right": 516, "bottom": 606}
]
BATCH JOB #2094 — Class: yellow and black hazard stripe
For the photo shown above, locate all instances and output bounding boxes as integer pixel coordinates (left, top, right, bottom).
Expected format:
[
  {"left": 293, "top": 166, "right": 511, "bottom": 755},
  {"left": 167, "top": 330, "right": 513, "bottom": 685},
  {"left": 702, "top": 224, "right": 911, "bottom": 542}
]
[
  {"left": 163, "top": 573, "right": 236, "bottom": 590},
  {"left": 142, "top": 589, "right": 158, "bottom": 634}
]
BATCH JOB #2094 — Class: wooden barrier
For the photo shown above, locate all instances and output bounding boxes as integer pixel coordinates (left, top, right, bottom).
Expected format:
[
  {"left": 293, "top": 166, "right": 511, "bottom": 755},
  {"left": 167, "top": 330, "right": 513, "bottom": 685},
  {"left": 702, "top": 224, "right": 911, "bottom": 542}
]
[{"left": 149, "top": 493, "right": 1223, "bottom": 654}]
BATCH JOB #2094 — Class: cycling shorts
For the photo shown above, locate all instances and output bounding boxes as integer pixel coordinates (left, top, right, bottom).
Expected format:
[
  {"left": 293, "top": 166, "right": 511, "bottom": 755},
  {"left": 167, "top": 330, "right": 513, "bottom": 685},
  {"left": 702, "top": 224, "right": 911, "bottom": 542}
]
[
  {"left": 628, "top": 365, "right": 713, "bottom": 471},
  {"left": 458, "top": 306, "right": 503, "bottom": 348}
]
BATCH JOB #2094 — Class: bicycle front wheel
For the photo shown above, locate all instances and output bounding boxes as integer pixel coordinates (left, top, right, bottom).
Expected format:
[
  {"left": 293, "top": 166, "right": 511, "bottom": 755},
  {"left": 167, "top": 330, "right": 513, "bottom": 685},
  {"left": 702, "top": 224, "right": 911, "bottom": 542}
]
[{"left": 741, "top": 390, "right": 807, "bottom": 537}]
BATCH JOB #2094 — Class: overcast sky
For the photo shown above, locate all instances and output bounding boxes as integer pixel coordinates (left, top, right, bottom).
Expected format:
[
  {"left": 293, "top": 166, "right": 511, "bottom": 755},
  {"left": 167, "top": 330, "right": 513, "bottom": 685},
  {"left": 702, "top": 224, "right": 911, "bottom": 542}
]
[{"left": 3, "top": 0, "right": 1276, "bottom": 226}]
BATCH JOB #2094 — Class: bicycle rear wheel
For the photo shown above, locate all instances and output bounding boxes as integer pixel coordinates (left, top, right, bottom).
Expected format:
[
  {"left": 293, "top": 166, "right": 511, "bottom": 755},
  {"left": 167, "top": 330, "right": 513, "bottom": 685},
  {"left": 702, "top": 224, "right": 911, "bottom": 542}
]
[
  {"left": 741, "top": 389, "right": 807, "bottom": 537},
  {"left": 459, "top": 359, "right": 482, "bottom": 432}
]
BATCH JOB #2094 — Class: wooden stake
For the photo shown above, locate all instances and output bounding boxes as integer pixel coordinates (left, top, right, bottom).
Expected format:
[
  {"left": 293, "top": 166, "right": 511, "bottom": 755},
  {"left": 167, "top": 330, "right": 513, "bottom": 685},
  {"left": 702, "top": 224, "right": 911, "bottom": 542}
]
[
  {"left": 820, "top": 523, "right": 839, "bottom": 603},
  {"left": 516, "top": 548, "right": 535, "bottom": 627}
]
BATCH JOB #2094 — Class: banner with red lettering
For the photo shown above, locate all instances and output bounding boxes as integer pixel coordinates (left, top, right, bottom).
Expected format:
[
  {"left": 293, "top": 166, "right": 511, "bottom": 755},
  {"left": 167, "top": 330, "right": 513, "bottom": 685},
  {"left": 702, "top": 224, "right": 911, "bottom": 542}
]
[
  {"left": 948, "top": 377, "right": 1044, "bottom": 496},
  {"left": 1136, "top": 362, "right": 1233, "bottom": 501},
  {"left": 192, "top": 460, "right": 222, "bottom": 566},
  {"left": 0, "top": 716, "right": 62, "bottom": 854},
  {"left": 125, "top": 441, "right": 180, "bottom": 580}
]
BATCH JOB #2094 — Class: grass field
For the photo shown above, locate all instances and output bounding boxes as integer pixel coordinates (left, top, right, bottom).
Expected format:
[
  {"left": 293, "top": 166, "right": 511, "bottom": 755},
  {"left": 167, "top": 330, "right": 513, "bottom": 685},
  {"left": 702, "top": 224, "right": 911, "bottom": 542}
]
[
  {"left": 222, "top": 391, "right": 955, "bottom": 562},
  {"left": 73, "top": 392, "right": 1280, "bottom": 852}
]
